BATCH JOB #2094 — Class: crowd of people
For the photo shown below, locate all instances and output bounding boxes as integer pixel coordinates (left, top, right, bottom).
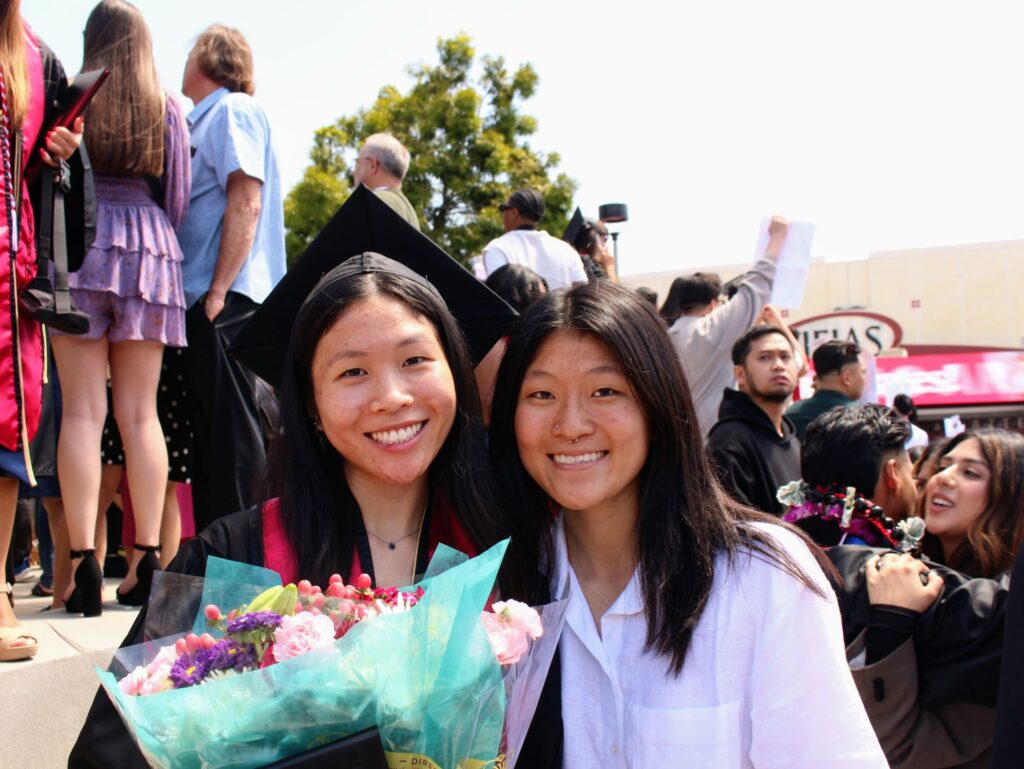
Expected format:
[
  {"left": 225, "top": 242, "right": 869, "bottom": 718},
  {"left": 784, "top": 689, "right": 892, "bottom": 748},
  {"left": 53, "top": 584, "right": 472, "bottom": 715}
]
[{"left": 0, "top": 2, "right": 1020, "bottom": 768}]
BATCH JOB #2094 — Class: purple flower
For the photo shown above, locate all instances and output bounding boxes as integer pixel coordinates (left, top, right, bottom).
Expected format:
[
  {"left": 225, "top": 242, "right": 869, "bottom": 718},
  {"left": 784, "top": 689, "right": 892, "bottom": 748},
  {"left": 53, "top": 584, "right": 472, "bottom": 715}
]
[
  {"left": 169, "top": 652, "right": 209, "bottom": 689},
  {"left": 226, "top": 610, "right": 283, "bottom": 634},
  {"left": 206, "top": 638, "right": 258, "bottom": 673}
]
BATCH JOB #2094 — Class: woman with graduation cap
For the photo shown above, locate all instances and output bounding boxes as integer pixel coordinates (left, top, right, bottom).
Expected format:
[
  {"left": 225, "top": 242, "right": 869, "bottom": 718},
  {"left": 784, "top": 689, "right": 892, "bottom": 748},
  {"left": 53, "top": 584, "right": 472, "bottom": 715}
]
[{"left": 68, "top": 187, "right": 533, "bottom": 767}]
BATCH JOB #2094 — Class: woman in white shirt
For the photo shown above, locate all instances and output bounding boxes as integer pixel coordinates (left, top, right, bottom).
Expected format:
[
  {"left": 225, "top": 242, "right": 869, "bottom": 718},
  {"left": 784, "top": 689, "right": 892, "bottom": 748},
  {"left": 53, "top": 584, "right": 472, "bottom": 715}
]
[{"left": 490, "top": 281, "right": 887, "bottom": 769}]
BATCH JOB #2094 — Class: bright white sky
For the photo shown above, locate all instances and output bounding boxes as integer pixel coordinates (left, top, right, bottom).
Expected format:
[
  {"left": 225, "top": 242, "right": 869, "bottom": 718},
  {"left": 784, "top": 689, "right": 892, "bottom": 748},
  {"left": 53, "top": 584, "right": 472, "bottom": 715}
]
[{"left": 31, "top": 0, "right": 1024, "bottom": 277}]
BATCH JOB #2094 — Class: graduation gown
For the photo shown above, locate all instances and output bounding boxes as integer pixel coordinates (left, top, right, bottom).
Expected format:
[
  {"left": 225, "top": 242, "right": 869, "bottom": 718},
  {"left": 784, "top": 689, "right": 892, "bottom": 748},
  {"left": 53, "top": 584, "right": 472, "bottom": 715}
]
[
  {"left": 68, "top": 504, "right": 563, "bottom": 768},
  {"left": 828, "top": 546, "right": 1009, "bottom": 769}
]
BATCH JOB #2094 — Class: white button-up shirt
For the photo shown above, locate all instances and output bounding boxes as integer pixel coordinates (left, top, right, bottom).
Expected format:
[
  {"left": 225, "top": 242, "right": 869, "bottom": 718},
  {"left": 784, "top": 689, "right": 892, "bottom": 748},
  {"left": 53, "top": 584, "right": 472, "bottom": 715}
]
[{"left": 550, "top": 515, "right": 887, "bottom": 768}]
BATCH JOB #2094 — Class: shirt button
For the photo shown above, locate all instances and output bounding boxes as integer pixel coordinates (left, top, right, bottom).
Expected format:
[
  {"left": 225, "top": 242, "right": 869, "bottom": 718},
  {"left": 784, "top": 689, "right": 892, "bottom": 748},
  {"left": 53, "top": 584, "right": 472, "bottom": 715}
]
[{"left": 610, "top": 744, "right": 619, "bottom": 756}]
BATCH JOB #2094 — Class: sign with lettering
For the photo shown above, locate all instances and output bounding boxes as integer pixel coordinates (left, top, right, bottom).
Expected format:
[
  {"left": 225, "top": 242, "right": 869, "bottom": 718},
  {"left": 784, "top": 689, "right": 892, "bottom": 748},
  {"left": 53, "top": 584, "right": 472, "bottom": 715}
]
[
  {"left": 790, "top": 312, "right": 902, "bottom": 356},
  {"left": 875, "top": 351, "right": 1024, "bottom": 406}
]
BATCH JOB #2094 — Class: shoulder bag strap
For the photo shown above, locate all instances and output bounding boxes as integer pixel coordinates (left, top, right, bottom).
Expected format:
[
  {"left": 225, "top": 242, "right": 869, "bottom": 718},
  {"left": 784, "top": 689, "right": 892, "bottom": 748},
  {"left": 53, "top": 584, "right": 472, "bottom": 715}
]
[{"left": 50, "top": 163, "right": 72, "bottom": 315}]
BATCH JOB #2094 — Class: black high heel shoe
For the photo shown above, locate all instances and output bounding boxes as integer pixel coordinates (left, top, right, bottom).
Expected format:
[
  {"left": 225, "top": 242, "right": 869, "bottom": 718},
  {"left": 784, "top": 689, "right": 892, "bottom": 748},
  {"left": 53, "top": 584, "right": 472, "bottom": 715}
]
[
  {"left": 116, "top": 544, "right": 161, "bottom": 607},
  {"left": 65, "top": 549, "right": 103, "bottom": 617}
]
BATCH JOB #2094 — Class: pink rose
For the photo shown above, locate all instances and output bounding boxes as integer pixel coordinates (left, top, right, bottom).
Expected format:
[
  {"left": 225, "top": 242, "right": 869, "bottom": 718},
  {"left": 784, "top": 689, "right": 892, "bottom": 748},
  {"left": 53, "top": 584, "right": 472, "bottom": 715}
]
[{"left": 272, "top": 612, "right": 337, "bottom": 661}]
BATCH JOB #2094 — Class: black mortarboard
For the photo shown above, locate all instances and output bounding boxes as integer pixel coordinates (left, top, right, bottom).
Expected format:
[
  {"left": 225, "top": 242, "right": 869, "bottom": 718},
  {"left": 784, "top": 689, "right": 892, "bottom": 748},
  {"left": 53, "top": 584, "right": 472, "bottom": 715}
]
[
  {"left": 562, "top": 207, "right": 584, "bottom": 247},
  {"left": 229, "top": 186, "right": 517, "bottom": 388}
]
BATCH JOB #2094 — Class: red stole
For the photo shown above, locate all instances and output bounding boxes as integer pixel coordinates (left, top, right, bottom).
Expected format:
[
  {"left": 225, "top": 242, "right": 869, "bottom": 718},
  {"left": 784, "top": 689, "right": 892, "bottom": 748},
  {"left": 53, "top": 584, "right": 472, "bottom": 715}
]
[{"left": 260, "top": 497, "right": 479, "bottom": 586}]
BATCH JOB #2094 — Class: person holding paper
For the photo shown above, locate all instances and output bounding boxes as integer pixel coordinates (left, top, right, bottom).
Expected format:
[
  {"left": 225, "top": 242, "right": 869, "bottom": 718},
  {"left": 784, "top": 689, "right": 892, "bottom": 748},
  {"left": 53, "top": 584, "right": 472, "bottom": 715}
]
[{"left": 666, "top": 215, "right": 789, "bottom": 437}]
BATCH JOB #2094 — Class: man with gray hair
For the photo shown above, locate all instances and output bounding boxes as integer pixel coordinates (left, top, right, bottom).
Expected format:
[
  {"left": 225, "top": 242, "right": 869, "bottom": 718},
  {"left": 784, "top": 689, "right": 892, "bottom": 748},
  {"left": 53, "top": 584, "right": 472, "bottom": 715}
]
[{"left": 352, "top": 133, "right": 419, "bottom": 230}]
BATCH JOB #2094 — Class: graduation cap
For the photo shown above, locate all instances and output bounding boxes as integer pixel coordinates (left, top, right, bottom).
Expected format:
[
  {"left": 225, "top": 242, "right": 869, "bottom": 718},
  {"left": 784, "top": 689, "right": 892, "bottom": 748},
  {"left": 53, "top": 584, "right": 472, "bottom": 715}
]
[
  {"left": 229, "top": 185, "right": 518, "bottom": 388},
  {"left": 562, "top": 206, "right": 584, "bottom": 247}
]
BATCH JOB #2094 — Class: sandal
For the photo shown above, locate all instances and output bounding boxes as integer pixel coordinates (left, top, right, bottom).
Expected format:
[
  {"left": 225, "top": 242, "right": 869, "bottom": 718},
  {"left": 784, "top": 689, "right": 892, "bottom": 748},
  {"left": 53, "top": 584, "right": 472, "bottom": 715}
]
[{"left": 0, "top": 584, "right": 38, "bottom": 662}]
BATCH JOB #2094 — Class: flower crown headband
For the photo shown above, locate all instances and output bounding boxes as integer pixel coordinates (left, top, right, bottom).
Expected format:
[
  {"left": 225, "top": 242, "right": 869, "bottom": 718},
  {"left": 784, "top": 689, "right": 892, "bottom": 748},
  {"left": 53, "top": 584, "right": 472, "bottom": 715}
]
[{"left": 777, "top": 481, "right": 926, "bottom": 552}]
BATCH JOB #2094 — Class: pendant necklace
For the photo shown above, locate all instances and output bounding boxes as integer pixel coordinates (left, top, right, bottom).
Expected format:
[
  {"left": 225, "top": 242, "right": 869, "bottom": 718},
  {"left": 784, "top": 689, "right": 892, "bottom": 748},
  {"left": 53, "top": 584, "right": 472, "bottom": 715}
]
[{"left": 366, "top": 502, "right": 428, "bottom": 551}]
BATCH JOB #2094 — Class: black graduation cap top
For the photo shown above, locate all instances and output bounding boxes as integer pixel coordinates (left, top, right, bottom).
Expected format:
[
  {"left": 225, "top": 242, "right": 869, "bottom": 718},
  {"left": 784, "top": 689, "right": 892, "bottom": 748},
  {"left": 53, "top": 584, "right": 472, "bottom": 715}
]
[
  {"left": 229, "top": 185, "right": 518, "bottom": 388},
  {"left": 561, "top": 206, "right": 585, "bottom": 247}
]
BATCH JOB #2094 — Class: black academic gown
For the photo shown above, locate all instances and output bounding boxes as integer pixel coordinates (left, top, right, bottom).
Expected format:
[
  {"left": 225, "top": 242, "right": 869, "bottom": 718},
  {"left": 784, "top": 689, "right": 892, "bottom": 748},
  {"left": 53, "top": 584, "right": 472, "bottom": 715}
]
[
  {"left": 68, "top": 507, "right": 563, "bottom": 768},
  {"left": 990, "top": 546, "right": 1024, "bottom": 769},
  {"left": 827, "top": 546, "right": 1009, "bottom": 708}
]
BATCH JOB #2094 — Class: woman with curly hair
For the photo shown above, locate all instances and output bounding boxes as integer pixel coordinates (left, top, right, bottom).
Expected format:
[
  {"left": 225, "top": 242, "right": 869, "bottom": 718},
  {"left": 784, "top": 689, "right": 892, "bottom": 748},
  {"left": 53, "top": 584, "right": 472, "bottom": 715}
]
[{"left": 921, "top": 429, "right": 1024, "bottom": 579}]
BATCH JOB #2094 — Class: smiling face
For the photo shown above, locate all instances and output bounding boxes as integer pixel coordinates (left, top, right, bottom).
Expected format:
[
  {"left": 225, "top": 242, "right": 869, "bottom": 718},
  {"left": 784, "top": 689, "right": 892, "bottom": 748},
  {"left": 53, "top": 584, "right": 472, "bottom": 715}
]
[
  {"left": 310, "top": 295, "right": 457, "bottom": 496},
  {"left": 924, "top": 437, "right": 990, "bottom": 555},
  {"left": 513, "top": 330, "right": 649, "bottom": 519}
]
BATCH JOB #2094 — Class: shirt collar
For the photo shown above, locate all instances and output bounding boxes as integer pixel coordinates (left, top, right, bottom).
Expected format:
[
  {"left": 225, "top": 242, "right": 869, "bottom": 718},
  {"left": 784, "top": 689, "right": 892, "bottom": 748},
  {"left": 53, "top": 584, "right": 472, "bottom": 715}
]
[
  {"left": 811, "top": 388, "right": 856, "bottom": 405},
  {"left": 187, "top": 87, "right": 229, "bottom": 128}
]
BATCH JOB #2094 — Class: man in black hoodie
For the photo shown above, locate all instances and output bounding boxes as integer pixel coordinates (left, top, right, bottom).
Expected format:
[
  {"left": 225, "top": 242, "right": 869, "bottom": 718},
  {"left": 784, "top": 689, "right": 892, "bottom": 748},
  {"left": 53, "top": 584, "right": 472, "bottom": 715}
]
[{"left": 708, "top": 324, "right": 801, "bottom": 515}]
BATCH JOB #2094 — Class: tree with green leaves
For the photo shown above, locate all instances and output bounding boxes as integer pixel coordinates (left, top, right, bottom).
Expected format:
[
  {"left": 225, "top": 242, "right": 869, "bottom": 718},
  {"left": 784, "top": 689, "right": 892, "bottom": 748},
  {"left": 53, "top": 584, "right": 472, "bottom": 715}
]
[{"left": 284, "top": 33, "right": 576, "bottom": 267}]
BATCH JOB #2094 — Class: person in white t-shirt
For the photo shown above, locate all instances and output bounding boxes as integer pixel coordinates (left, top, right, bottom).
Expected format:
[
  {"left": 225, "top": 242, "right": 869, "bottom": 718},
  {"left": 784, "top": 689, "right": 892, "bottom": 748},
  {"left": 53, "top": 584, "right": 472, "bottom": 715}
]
[
  {"left": 489, "top": 281, "right": 887, "bottom": 769},
  {"left": 481, "top": 188, "right": 587, "bottom": 290},
  {"left": 892, "top": 393, "right": 930, "bottom": 450}
]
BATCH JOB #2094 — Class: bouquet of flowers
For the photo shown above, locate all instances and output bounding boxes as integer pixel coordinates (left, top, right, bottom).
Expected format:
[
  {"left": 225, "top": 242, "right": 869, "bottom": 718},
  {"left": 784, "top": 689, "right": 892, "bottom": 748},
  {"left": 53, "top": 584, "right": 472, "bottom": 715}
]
[{"left": 96, "top": 540, "right": 566, "bottom": 769}]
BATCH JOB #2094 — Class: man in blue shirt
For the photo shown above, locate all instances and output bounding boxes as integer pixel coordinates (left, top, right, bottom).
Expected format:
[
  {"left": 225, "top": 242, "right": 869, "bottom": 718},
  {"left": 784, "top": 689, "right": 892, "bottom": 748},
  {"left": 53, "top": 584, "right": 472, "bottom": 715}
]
[{"left": 177, "top": 25, "right": 285, "bottom": 529}]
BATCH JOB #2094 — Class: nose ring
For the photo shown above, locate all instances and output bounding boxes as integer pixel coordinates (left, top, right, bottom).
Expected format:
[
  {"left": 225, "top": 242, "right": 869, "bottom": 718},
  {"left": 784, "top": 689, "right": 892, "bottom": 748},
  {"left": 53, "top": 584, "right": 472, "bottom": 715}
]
[{"left": 569, "top": 437, "right": 581, "bottom": 444}]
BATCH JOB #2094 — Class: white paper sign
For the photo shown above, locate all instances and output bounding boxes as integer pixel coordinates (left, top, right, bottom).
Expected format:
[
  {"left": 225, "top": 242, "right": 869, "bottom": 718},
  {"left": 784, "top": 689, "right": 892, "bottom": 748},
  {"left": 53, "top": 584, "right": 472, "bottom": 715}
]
[
  {"left": 943, "top": 414, "right": 966, "bottom": 438},
  {"left": 753, "top": 218, "right": 816, "bottom": 310}
]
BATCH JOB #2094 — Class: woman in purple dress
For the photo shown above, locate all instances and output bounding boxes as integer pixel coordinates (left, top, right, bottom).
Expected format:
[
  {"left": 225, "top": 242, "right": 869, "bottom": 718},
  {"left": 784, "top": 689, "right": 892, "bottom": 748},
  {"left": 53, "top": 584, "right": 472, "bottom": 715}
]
[{"left": 49, "top": 0, "right": 190, "bottom": 616}]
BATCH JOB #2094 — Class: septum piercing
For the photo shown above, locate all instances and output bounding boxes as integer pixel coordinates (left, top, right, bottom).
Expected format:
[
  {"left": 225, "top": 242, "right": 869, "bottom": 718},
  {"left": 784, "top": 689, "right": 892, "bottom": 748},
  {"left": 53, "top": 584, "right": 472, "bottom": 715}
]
[{"left": 555, "top": 425, "right": 582, "bottom": 444}]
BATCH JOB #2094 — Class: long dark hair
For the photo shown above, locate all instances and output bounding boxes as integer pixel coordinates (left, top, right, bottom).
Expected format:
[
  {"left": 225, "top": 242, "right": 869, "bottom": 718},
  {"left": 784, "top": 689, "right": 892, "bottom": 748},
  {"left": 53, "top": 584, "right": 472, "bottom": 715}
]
[
  {"left": 490, "top": 281, "right": 828, "bottom": 674},
  {"left": 82, "top": 0, "right": 164, "bottom": 176},
  {"left": 921, "top": 429, "right": 1024, "bottom": 578},
  {"left": 263, "top": 268, "right": 503, "bottom": 585}
]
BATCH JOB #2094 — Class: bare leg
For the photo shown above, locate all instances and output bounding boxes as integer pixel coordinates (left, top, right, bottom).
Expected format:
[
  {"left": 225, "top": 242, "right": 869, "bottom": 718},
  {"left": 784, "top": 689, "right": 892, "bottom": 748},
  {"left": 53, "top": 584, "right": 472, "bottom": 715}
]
[
  {"left": 0, "top": 477, "right": 33, "bottom": 652},
  {"left": 42, "top": 497, "right": 69, "bottom": 610},
  {"left": 110, "top": 340, "right": 167, "bottom": 592},
  {"left": 94, "top": 512, "right": 107, "bottom": 569},
  {"left": 160, "top": 481, "right": 181, "bottom": 567},
  {"left": 98, "top": 464, "right": 124, "bottom": 565},
  {"left": 50, "top": 335, "right": 109, "bottom": 600}
]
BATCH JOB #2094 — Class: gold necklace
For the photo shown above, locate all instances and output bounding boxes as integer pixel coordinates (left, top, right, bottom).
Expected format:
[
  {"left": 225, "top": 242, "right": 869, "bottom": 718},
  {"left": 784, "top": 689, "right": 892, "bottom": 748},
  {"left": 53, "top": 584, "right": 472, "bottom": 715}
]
[{"left": 584, "top": 578, "right": 619, "bottom": 611}]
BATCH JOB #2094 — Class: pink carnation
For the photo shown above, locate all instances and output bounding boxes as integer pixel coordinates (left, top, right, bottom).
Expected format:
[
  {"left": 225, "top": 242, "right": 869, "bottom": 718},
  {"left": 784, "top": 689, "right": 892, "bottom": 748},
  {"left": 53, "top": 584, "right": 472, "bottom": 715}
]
[
  {"left": 118, "top": 665, "right": 150, "bottom": 696},
  {"left": 481, "top": 600, "right": 543, "bottom": 666},
  {"left": 272, "top": 611, "right": 337, "bottom": 661},
  {"left": 493, "top": 600, "right": 543, "bottom": 639},
  {"left": 119, "top": 645, "right": 177, "bottom": 696}
]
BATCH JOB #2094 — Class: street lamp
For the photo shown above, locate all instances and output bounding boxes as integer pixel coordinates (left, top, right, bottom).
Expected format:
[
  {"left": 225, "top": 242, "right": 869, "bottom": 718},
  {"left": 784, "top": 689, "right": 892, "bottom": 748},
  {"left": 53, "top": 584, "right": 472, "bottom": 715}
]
[{"left": 598, "top": 203, "right": 628, "bottom": 273}]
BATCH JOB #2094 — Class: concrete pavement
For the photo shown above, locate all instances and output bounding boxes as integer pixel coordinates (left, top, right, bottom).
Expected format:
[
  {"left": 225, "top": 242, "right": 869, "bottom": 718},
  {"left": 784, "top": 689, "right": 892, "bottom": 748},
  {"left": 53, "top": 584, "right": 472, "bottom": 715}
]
[{"left": 2, "top": 568, "right": 140, "bottom": 769}]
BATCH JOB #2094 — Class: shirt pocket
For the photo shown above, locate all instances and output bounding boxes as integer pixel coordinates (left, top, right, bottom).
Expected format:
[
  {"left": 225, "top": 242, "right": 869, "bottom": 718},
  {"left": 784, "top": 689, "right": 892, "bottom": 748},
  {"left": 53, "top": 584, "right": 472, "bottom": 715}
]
[{"left": 628, "top": 700, "right": 743, "bottom": 769}]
